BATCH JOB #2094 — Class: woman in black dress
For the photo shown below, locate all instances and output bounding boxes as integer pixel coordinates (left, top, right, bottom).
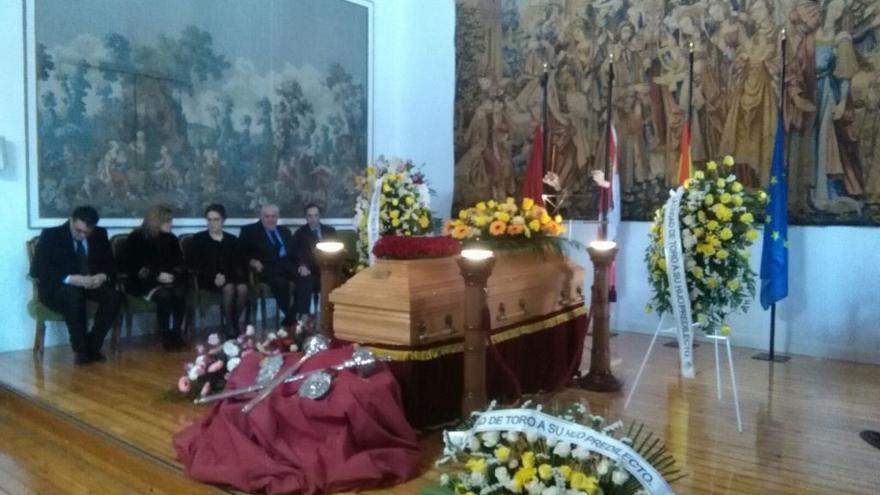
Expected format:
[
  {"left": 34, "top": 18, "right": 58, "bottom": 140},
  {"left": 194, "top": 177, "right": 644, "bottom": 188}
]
[
  {"left": 188, "top": 204, "right": 249, "bottom": 338},
  {"left": 125, "top": 205, "right": 186, "bottom": 350}
]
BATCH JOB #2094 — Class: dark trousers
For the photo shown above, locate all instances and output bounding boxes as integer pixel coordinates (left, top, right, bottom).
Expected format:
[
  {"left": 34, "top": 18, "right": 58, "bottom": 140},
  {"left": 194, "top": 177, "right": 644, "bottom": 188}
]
[
  {"left": 294, "top": 271, "right": 319, "bottom": 315},
  {"left": 260, "top": 260, "right": 297, "bottom": 326},
  {"left": 151, "top": 285, "right": 186, "bottom": 342},
  {"left": 41, "top": 283, "right": 121, "bottom": 355}
]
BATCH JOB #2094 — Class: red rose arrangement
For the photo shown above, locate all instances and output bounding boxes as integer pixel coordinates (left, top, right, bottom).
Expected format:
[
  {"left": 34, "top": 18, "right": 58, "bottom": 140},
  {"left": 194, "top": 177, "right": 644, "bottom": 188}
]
[{"left": 372, "top": 235, "right": 461, "bottom": 260}]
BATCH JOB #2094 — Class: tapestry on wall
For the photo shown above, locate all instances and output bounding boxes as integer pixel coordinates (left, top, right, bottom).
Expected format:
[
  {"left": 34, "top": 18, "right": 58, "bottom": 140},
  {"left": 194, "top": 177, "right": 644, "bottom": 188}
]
[
  {"left": 25, "top": 0, "right": 370, "bottom": 227},
  {"left": 453, "top": 0, "right": 880, "bottom": 225}
]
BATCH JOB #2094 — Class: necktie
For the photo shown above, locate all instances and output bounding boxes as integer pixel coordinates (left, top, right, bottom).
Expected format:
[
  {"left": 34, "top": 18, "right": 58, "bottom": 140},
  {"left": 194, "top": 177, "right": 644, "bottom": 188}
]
[
  {"left": 76, "top": 240, "right": 89, "bottom": 275},
  {"left": 270, "top": 230, "right": 284, "bottom": 257},
  {"left": 313, "top": 228, "right": 321, "bottom": 241}
]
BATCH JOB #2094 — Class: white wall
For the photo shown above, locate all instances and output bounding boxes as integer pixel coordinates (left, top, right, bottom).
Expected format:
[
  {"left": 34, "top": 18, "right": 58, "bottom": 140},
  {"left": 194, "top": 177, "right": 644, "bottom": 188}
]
[
  {"left": 3, "top": 0, "right": 878, "bottom": 365},
  {"left": 0, "top": 0, "right": 455, "bottom": 352},
  {"left": 565, "top": 220, "right": 880, "bottom": 365}
]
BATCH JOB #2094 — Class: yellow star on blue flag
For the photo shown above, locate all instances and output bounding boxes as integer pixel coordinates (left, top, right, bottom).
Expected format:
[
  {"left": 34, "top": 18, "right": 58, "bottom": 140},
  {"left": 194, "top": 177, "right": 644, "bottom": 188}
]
[{"left": 760, "top": 113, "right": 789, "bottom": 309}]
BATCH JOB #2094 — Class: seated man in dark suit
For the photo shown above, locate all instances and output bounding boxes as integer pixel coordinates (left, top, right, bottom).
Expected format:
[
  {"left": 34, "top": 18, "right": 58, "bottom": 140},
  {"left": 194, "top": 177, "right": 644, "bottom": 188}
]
[
  {"left": 238, "top": 204, "right": 298, "bottom": 327},
  {"left": 292, "top": 203, "right": 337, "bottom": 316},
  {"left": 31, "top": 206, "right": 122, "bottom": 364}
]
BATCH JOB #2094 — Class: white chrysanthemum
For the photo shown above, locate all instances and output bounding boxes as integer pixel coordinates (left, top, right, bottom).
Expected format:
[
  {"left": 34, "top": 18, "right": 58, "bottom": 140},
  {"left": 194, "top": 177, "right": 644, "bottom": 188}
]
[
  {"left": 552, "top": 441, "right": 571, "bottom": 458},
  {"left": 277, "top": 329, "right": 288, "bottom": 338},
  {"left": 187, "top": 365, "right": 203, "bottom": 381},
  {"left": 222, "top": 341, "right": 240, "bottom": 357},
  {"left": 525, "top": 430, "right": 539, "bottom": 443},
  {"left": 207, "top": 333, "right": 221, "bottom": 346},
  {"left": 541, "top": 487, "right": 562, "bottom": 495},
  {"left": 469, "top": 471, "right": 486, "bottom": 487},
  {"left": 508, "top": 459, "right": 519, "bottom": 470},
  {"left": 571, "top": 446, "right": 590, "bottom": 461},
  {"left": 525, "top": 479, "right": 544, "bottom": 495},
  {"left": 266, "top": 332, "right": 277, "bottom": 341},
  {"left": 468, "top": 435, "right": 482, "bottom": 452},
  {"left": 440, "top": 473, "right": 450, "bottom": 486},
  {"left": 504, "top": 431, "right": 520, "bottom": 444},
  {"left": 612, "top": 469, "right": 629, "bottom": 485},
  {"left": 245, "top": 325, "right": 256, "bottom": 336},
  {"left": 596, "top": 459, "right": 610, "bottom": 476},
  {"left": 226, "top": 357, "right": 241, "bottom": 372},
  {"left": 195, "top": 355, "right": 206, "bottom": 366},
  {"left": 545, "top": 435, "right": 558, "bottom": 447},
  {"left": 494, "top": 466, "right": 510, "bottom": 483},
  {"left": 482, "top": 431, "right": 500, "bottom": 448},
  {"left": 505, "top": 480, "right": 524, "bottom": 493}
]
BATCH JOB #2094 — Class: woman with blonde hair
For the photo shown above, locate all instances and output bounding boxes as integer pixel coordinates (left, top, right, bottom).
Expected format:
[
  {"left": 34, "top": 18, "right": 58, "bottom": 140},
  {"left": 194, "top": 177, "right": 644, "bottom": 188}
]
[{"left": 124, "top": 205, "right": 186, "bottom": 350}]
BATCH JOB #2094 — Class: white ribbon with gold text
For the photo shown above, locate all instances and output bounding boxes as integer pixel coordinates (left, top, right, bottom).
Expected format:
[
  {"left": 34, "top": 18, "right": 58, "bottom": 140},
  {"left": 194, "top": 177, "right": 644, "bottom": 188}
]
[
  {"left": 366, "top": 176, "right": 384, "bottom": 265},
  {"left": 662, "top": 187, "right": 695, "bottom": 378},
  {"left": 446, "top": 409, "right": 674, "bottom": 495}
]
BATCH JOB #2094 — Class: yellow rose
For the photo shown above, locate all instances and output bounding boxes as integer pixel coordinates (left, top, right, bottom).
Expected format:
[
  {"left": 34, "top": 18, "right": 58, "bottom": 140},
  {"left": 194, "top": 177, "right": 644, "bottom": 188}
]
[
  {"left": 657, "top": 258, "right": 667, "bottom": 271},
  {"left": 528, "top": 219, "right": 541, "bottom": 232},
  {"left": 538, "top": 464, "right": 553, "bottom": 481},
  {"left": 391, "top": 198, "right": 399, "bottom": 206},
  {"left": 706, "top": 160, "right": 718, "bottom": 171},
  {"left": 746, "top": 229, "right": 758, "bottom": 241},
  {"left": 382, "top": 184, "right": 391, "bottom": 193},
  {"left": 522, "top": 197, "right": 535, "bottom": 210},
  {"left": 691, "top": 266, "right": 704, "bottom": 279},
  {"left": 494, "top": 446, "right": 510, "bottom": 463},
  {"left": 740, "top": 249, "right": 752, "bottom": 259},
  {"left": 466, "top": 457, "right": 487, "bottom": 474},
  {"left": 558, "top": 465, "right": 572, "bottom": 481},
  {"left": 570, "top": 472, "right": 599, "bottom": 493},
  {"left": 731, "top": 182, "right": 743, "bottom": 192},
  {"left": 555, "top": 214, "right": 563, "bottom": 223},
  {"left": 706, "top": 278, "right": 719, "bottom": 289},
  {"left": 707, "top": 220, "right": 719, "bottom": 231},
  {"left": 694, "top": 170, "right": 705, "bottom": 180},
  {"left": 521, "top": 451, "right": 535, "bottom": 469},
  {"left": 716, "top": 178, "right": 726, "bottom": 189},
  {"left": 716, "top": 249, "right": 729, "bottom": 260},
  {"left": 476, "top": 202, "right": 487, "bottom": 211},
  {"left": 733, "top": 195, "right": 743, "bottom": 206},
  {"left": 720, "top": 192, "right": 732, "bottom": 204},
  {"left": 720, "top": 324, "right": 732, "bottom": 336},
  {"left": 727, "top": 279, "right": 740, "bottom": 290},
  {"left": 390, "top": 210, "right": 400, "bottom": 219},
  {"left": 683, "top": 178, "right": 692, "bottom": 189},
  {"left": 505, "top": 196, "right": 515, "bottom": 205},
  {"left": 391, "top": 218, "right": 400, "bottom": 227},
  {"left": 405, "top": 196, "right": 414, "bottom": 206},
  {"left": 514, "top": 467, "right": 537, "bottom": 488},
  {"left": 458, "top": 209, "right": 469, "bottom": 220},
  {"left": 697, "top": 210, "right": 707, "bottom": 222},
  {"left": 693, "top": 227, "right": 705, "bottom": 238},
  {"left": 740, "top": 212, "right": 754, "bottom": 224},
  {"left": 723, "top": 155, "right": 735, "bottom": 166},
  {"left": 419, "top": 216, "right": 430, "bottom": 228},
  {"left": 487, "top": 199, "right": 497, "bottom": 209},
  {"left": 719, "top": 228, "right": 733, "bottom": 240},
  {"left": 704, "top": 194, "right": 715, "bottom": 206},
  {"left": 540, "top": 212, "right": 551, "bottom": 224}
]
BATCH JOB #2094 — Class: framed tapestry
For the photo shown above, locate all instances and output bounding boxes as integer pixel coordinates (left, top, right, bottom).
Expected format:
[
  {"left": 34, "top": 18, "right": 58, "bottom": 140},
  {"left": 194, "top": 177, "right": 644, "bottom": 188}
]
[{"left": 24, "top": 0, "right": 373, "bottom": 227}]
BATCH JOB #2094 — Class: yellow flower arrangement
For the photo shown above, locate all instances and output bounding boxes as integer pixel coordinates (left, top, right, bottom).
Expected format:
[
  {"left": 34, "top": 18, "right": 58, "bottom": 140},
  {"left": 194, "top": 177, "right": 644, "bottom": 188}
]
[
  {"left": 445, "top": 197, "right": 569, "bottom": 253},
  {"left": 435, "top": 402, "right": 679, "bottom": 495},
  {"left": 645, "top": 155, "right": 764, "bottom": 335},
  {"left": 354, "top": 157, "right": 432, "bottom": 266}
]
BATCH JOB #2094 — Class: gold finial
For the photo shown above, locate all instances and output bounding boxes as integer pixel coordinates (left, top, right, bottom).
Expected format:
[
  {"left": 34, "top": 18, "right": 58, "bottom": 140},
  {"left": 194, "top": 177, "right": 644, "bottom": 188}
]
[
  {"left": 609, "top": 52, "right": 614, "bottom": 62},
  {"left": 781, "top": 28, "right": 787, "bottom": 40},
  {"left": 542, "top": 63, "right": 548, "bottom": 73},
  {"left": 688, "top": 41, "right": 694, "bottom": 53}
]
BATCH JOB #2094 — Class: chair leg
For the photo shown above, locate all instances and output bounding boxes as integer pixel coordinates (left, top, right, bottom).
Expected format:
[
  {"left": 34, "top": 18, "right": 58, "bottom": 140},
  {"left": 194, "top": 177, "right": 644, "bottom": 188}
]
[
  {"left": 33, "top": 319, "right": 45, "bottom": 360},
  {"left": 111, "top": 315, "right": 121, "bottom": 353}
]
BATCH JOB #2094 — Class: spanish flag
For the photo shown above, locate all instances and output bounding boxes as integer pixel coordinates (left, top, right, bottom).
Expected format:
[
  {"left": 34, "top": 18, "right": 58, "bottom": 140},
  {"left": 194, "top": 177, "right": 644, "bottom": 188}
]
[
  {"left": 678, "top": 123, "right": 692, "bottom": 185},
  {"left": 522, "top": 124, "right": 545, "bottom": 206}
]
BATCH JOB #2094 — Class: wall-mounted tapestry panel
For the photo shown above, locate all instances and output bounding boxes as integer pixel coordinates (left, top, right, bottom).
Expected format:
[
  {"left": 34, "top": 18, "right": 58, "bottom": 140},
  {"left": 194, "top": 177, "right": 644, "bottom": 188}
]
[
  {"left": 454, "top": 0, "right": 880, "bottom": 225},
  {"left": 26, "top": 0, "right": 371, "bottom": 227}
]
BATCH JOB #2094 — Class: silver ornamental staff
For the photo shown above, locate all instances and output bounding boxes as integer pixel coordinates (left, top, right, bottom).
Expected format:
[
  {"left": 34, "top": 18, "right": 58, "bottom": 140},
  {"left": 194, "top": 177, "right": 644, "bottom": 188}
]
[
  {"left": 194, "top": 347, "right": 380, "bottom": 404},
  {"left": 240, "top": 334, "right": 332, "bottom": 414}
]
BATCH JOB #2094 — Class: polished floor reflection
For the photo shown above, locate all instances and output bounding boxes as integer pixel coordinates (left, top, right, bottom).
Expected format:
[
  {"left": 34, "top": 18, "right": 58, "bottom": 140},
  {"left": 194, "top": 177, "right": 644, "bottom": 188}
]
[{"left": 0, "top": 332, "right": 878, "bottom": 494}]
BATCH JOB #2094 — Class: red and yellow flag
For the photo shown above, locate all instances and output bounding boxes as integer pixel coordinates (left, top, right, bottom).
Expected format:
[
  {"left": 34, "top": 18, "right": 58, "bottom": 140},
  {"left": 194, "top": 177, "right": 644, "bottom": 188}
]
[{"left": 677, "top": 123, "right": 692, "bottom": 185}]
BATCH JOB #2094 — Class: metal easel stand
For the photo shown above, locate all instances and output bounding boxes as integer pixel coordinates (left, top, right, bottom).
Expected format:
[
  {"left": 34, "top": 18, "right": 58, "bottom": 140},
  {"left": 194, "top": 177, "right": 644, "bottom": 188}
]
[{"left": 624, "top": 313, "right": 743, "bottom": 432}]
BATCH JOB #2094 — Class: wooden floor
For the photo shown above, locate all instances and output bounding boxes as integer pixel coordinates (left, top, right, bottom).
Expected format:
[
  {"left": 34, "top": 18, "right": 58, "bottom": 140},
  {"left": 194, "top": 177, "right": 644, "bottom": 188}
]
[{"left": 0, "top": 332, "right": 878, "bottom": 494}]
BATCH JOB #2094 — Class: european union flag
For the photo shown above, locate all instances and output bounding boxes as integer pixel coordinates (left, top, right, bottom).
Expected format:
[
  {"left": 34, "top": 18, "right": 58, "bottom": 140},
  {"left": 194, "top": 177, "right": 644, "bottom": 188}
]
[{"left": 760, "top": 114, "right": 788, "bottom": 309}]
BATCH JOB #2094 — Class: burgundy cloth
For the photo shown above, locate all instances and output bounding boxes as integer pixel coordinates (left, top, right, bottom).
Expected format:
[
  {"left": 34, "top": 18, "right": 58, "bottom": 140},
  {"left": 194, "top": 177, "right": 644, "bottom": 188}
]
[
  {"left": 522, "top": 124, "right": 545, "bottom": 206},
  {"left": 364, "top": 311, "right": 587, "bottom": 429},
  {"left": 174, "top": 346, "right": 420, "bottom": 494}
]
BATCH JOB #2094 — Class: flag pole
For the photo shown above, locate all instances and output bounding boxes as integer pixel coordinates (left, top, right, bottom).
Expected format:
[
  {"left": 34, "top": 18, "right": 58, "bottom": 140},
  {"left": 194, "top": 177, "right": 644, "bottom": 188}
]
[
  {"left": 540, "top": 63, "right": 550, "bottom": 181},
  {"left": 753, "top": 27, "right": 790, "bottom": 363},
  {"left": 686, "top": 41, "right": 694, "bottom": 143},
  {"left": 598, "top": 53, "right": 614, "bottom": 241}
]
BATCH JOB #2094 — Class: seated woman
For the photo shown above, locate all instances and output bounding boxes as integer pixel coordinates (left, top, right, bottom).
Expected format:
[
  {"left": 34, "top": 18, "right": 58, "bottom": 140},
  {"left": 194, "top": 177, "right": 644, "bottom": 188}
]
[
  {"left": 188, "top": 204, "right": 249, "bottom": 338},
  {"left": 125, "top": 205, "right": 186, "bottom": 350}
]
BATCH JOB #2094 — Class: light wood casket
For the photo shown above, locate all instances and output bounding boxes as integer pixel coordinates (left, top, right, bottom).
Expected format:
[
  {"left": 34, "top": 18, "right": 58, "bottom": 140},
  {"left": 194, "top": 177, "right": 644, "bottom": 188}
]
[{"left": 330, "top": 250, "right": 585, "bottom": 346}]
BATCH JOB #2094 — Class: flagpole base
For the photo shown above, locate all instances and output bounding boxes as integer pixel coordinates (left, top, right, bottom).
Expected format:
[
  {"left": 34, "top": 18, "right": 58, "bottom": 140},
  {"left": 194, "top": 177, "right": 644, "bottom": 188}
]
[
  {"left": 751, "top": 352, "right": 790, "bottom": 363},
  {"left": 861, "top": 431, "right": 880, "bottom": 451}
]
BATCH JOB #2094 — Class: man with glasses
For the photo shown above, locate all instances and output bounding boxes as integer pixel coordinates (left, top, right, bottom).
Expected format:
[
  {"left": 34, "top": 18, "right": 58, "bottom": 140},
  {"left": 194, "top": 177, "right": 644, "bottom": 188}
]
[
  {"left": 31, "top": 206, "right": 121, "bottom": 364},
  {"left": 239, "top": 204, "right": 298, "bottom": 327}
]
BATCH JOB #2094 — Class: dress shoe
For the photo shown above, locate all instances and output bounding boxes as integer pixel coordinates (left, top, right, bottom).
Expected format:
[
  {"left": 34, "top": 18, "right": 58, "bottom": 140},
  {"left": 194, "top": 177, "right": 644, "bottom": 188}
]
[
  {"left": 74, "top": 352, "right": 91, "bottom": 365},
  {"left": 90, "top": 351, "right": 107, "bottom": 363}
]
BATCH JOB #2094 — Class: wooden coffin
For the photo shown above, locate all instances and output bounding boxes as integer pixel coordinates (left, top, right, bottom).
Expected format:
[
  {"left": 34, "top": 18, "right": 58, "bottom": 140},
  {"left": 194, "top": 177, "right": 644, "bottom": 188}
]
[{"left": 330, "top": 250, "right": 585, "bottom": 346}]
